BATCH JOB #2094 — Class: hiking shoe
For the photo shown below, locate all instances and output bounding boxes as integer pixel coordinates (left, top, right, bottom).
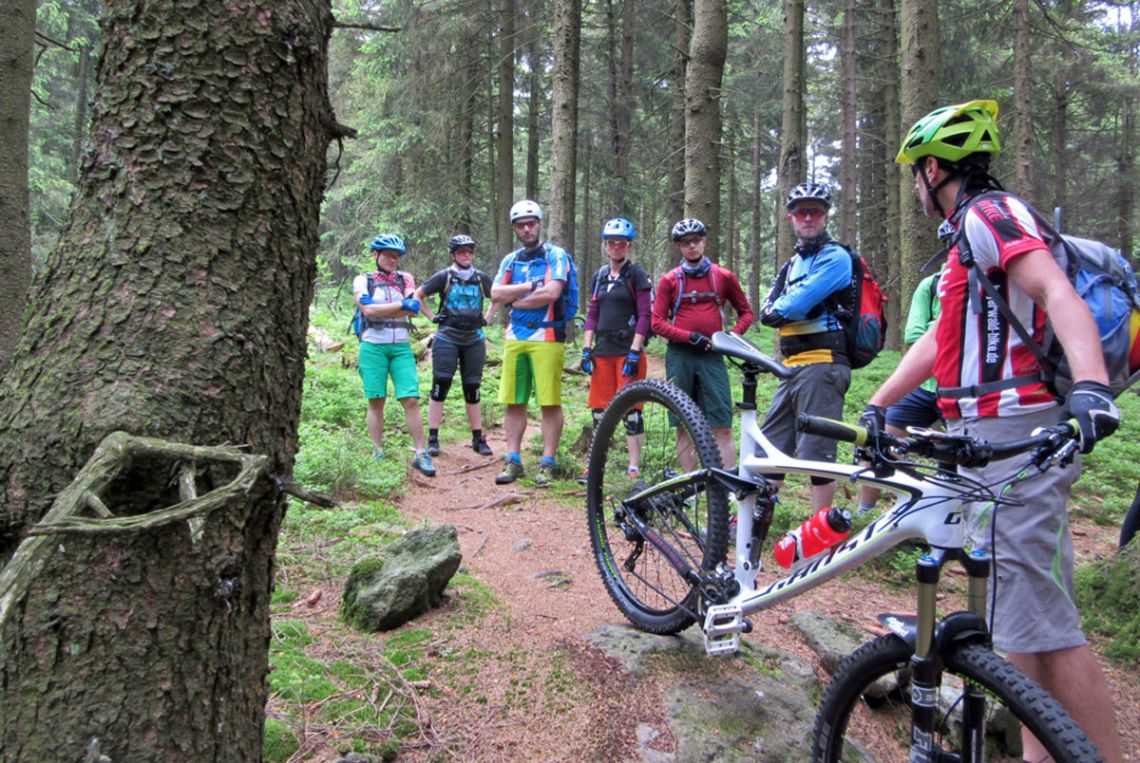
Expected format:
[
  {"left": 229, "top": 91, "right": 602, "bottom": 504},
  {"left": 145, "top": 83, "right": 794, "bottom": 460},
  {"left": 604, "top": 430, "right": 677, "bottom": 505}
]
[
  {"left": 534, "top": 464, "right": 556, "bottom": 487},
  {"left": 472, "top": 436, "right": 493, "bottom": 456},
  {"left": 496, "top": 460, "right": 525, "bottom": 485},
  {"left": 372, "top": 448, "right": 386, "bottom": 462},
  {"left": 627, "top": 466, "right": 640, "bottom": 478},
  {"left": 427, "top": 437, "right": 441, "bottom": 457},
  {"left": 411, "top": 452, "right": 437, "bottom": 477}
]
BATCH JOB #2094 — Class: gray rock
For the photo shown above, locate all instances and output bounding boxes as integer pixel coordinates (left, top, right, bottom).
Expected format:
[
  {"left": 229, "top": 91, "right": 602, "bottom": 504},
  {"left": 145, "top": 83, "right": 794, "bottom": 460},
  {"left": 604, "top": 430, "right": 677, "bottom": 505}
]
[
  {"left": 340, "top": 524, "right": 462, "bottom": 632},
  {"left": 587, "top": 624, "right": 819, "bottom": 762},
  {"left": 790, "top": 609, "right": 900, "bottom": 700}
]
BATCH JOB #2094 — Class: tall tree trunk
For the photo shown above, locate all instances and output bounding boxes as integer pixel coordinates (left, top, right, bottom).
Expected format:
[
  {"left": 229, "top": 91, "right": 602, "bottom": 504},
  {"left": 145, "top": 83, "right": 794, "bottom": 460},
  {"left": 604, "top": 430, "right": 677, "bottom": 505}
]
[
  {"left": 725, "top": 113, "right": 737, "bottom": 271},
  {"left": 667, "top": 0, "right": 691, "bottom": 225},
  {"left": 69, "top": 45, "right": 91, "bottom": 185},
  {"left": 777, "top": 0, "right": 806, "bottom": 265},
  {"left": 1120, "top": 1, "right": 1137, "bottom": 258},
  {"left": 496, "top": 0, "right": 517, "bottom": 252},
  {"left": 460, "top": 28, "right": 480, "bottom": 234},
  {"left": 897, "top": 0, "right": 939, "bottom": 304},
  {"left": 525, "top": 0, "right": 544, "bottom": 201},
  {"left": 613, "top": 0, "right": 635, "bottom": 212},
  {"left": 0, "top": 0, "right": 34, "bottom": 370},
  {"left": 548, "top": 0, "right": 580, "bottom": 255},
  {"left": 1012, "top": 0, "right": 1036, "bottom": 202},
  {"left": 750, "top": 108, "right": 765, "bottom": 310},
  {"left": 0, "top": 0, "right": 337, "bottom": 758},
  {"left": 839, "top": 0, "right": 858, "bottom": 246},
  {"left": 685, "top": 0, "right": 727, "bottom": 263},
  {"left": 880, "top": 0, "right": 901, "bottom": 349}
]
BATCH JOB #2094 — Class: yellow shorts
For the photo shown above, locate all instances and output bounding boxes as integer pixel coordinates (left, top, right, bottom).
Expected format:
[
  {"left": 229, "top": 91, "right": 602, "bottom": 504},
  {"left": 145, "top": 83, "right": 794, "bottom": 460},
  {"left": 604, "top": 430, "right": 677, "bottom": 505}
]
[{"left": 499, "top": 340, "right": 565, "bottom": 406}]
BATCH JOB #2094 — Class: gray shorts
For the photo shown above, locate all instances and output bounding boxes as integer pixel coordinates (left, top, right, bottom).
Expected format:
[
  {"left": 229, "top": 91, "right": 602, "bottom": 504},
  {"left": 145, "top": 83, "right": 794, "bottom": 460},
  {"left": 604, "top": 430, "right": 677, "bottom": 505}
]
[
  {"left": 760, "top": 363, "right": 851, "bottom": 465},
  {"left": 948, "top": 408, "right": 1085, "bottom": 654}
]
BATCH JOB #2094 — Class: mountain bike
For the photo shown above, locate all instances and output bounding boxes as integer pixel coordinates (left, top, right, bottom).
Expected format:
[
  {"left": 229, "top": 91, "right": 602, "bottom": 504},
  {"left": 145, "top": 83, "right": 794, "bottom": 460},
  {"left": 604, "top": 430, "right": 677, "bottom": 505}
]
[{"left": 585, "top": 331, "right": 1105, "bottom": 762}]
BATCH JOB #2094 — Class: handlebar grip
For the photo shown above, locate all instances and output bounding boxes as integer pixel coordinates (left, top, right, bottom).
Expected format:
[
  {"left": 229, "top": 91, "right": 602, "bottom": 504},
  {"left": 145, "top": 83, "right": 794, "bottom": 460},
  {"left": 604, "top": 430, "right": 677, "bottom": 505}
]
[{"left": 795, "top": 414, "right": 869, "bottom": 446}]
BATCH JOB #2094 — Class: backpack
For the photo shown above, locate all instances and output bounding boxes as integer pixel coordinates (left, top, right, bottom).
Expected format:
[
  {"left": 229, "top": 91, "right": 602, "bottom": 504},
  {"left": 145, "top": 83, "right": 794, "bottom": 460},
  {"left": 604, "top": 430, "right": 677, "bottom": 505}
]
[
  {"left": 667, "top": 263, "right": 729, "bottom": 328},
  {"left": 350, "top": 271, "right": 411, "bottom": 338},
  {"left": 503, "top": 243, "right": 580, "bottom": 327},
  {"left": 821, "top": 245, "right": 888, "bottom": 369},
  {"left": 436, "top": 270, "right": 489, "bottom": 330},
  {"left": 953, "top": 193, "right": 1140, "bottom": 398},
  {"left": 591, "top": 264, "right": 654, "bottom": 344}
]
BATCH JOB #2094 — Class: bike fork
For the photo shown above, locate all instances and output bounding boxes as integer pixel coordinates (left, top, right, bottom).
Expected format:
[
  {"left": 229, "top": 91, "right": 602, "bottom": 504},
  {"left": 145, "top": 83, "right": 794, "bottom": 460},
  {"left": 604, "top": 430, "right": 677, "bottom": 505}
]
[{"left": 908, "top": 548, "right": 991, "bottom": 763}]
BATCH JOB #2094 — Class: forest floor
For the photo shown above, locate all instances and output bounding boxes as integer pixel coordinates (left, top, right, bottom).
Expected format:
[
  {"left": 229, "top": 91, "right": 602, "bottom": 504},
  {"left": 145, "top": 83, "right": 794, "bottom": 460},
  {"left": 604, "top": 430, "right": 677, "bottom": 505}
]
[{"left": 272, "top": 359, "right": 1140, "bottom": 762}]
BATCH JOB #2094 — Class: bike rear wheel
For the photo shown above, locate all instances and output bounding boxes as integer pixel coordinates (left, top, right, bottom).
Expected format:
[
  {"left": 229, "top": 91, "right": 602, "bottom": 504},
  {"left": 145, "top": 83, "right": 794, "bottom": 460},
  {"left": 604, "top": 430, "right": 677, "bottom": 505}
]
[
  {"left": 812, "top": 635, "right": 1104, "bottom": 762},
  {"left": 586, "top": 380, "right": 729, "bottom": 634}
]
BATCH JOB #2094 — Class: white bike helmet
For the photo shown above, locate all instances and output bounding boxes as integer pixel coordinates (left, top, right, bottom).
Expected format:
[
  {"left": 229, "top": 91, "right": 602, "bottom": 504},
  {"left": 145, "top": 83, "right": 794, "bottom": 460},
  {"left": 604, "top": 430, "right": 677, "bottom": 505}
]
[
  {"left": 509, "top": 199, "right": 544, "bottom": 223},
  {"left": 670, "top": 218, "right": 707, "bottom": 241},
  {"left": 785, "top": 182, "right": 831, "bottom": 210}
]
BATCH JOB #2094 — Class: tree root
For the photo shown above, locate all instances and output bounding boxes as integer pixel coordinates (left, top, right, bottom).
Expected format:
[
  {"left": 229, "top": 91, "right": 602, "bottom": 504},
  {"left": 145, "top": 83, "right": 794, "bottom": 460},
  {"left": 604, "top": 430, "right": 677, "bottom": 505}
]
[{"left": 0, "top": 431, "right": 270, "bottom": 627}]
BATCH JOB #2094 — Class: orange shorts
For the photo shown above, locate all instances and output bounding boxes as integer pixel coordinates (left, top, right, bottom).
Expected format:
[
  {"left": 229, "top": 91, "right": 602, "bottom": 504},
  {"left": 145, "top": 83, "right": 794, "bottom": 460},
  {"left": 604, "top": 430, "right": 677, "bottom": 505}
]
[{"left": 587, "top": 353, "right": 647, "bottom": 410}]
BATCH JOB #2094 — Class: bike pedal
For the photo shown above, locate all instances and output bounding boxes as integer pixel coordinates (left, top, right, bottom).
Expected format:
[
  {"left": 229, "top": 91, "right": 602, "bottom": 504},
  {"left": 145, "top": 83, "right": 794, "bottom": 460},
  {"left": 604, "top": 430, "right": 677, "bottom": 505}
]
[{"left": 702, "top": 603, "right": 744, "bottom": 656}]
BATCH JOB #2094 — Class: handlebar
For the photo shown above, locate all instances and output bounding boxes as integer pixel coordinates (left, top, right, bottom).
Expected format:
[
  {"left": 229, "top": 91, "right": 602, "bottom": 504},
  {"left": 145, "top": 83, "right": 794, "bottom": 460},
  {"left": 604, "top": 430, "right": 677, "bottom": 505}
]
[{"left": 795, "top": 413, "right": 1078, "bottom": 469}]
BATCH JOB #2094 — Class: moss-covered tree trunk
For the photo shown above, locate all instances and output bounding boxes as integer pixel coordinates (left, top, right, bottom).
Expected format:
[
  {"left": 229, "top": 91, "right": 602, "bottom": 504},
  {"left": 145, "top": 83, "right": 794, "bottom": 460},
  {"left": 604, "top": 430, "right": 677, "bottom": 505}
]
[
  {"left": 667, "top": 0, "right": 691, "bottom": 226},
  {"left": 0, "top": 0, "right": 336, "bottom": 759},
  {"left": 0, "top": 0, "right": 34, "bottom": 370},
  {"left": 548, "top": 0, "right": 580, "bottom": 254}
]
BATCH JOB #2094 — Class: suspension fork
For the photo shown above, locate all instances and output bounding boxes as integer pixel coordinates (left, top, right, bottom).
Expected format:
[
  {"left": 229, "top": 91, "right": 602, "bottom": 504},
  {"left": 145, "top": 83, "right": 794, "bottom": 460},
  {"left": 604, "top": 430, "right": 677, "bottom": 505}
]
[{"left": 908, "top": 547, "right": 992, "bottom": 762}]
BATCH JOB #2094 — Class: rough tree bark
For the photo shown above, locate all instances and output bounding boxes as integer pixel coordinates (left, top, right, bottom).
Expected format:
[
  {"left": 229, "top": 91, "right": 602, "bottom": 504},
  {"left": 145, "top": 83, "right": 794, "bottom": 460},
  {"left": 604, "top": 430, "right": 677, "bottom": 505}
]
[
  {"left": 840, "top": 0, "right": 858, "bottom": 246},
  {"left": 0, "top": 0, "right": 34, "bottom": 370},
  {"left": 0, "top": 0, "right": 337, "bottom": 758},
  {"left": 1012, "top": 0, "right": 1036, "bottom": 202},
  {"left": 777, "top": 0, "right": 805, "bottom": 265},
  {"left": 496, "top": 0, "right": 517, "bottom": 252},
  {"left": 548, "top": 0, "right": 580, "bottom": 256},
  {"left": 667, "top": 0, "right": 691, "bottom": 226},
  {"left": 897, "top": 0, "right": 939, "bottom": 303},
  {"left": 685, "top": 0, "right": 727, "bottom": 262},
  {"left": 880, "top": 0, "right": 901, "bottom": 348}
]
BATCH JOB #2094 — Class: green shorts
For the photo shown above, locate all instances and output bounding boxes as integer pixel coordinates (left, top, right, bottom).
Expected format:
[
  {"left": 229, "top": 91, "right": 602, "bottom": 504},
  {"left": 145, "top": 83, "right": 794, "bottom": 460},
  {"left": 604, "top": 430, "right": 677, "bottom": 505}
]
[
  {"left": 359, "top": 341, "right": 421, "bottom": 400},
  {"left": 498, "top": 340, "right": 564, "bottom": 406},
  {"left": 664, "top": 346, "right": 734, "bottom": 428}
]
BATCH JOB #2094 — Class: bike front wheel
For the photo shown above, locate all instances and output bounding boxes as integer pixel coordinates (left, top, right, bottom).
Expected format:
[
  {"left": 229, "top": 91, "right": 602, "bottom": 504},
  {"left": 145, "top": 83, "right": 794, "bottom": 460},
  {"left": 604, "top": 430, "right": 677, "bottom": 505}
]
[
  {"left": 812, "top": 635, "right": 1104, "bottom": 762},
  {"left": 586, "top": 379, "right": 729, "bottom": 635}
]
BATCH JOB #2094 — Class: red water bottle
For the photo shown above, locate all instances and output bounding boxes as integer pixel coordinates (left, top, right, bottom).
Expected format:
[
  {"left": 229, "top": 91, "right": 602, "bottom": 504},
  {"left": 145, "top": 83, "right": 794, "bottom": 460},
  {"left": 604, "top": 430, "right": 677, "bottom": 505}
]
[{"left": 773, "top": 506, "right": 853, "bottom": 569}]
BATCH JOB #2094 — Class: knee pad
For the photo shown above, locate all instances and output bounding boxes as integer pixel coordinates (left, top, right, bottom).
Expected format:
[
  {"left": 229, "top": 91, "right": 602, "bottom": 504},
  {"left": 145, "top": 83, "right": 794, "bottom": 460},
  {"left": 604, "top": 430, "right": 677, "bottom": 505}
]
[
  {"left": 462, "top": 382, "right": 481, "bottom": 405},
  {"left": 623, "top": 409, "right": 644, "bottom": 436},
  {"left": 430, "top": 377, "right": 453, "bottom": 403}
]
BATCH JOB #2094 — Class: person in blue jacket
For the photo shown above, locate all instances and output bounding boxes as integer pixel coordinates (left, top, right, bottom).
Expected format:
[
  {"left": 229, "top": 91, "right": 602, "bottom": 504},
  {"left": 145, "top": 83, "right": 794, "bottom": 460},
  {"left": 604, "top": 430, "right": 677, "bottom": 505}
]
[{"left": 758, "top": 182, "right": 853, "bottom": 512}]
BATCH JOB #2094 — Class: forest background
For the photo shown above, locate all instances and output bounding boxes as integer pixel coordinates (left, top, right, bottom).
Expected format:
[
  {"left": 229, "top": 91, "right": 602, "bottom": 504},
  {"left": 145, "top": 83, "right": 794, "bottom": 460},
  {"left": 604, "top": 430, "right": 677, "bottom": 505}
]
[
  {"left": 23, "top": 0, "right": 1139, "bottom": 336},
  {"left": 3, "top": 0, "right": 1139, "bottom": 759}
]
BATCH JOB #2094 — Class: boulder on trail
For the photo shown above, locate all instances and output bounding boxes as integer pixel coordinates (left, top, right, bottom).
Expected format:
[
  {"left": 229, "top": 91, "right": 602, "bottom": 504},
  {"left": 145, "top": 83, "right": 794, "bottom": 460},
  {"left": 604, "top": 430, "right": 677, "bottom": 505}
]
[{"left": 340, "top": 523, "right": 462, "bottom": 632}]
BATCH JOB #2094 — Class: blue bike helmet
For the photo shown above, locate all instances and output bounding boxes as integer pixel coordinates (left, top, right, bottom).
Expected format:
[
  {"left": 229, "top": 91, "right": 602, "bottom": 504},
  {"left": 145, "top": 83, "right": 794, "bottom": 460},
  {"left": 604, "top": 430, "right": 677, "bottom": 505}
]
[
  {"left": 601, "top": 217, "right": 636, "bottom": 240},
  {"left": 448, "top": 234, "right": 476, "bottom": 253},
  {"left": 370, "top": 234, "right": 406, "bottom": 254}
]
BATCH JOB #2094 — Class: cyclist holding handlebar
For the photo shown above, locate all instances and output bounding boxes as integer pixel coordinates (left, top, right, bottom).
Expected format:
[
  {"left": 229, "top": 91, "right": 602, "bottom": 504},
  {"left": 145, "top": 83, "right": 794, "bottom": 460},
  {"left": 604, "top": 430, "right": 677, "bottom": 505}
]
[{"left": 879, "top": 100, "right": 1122, "bottom": 761}]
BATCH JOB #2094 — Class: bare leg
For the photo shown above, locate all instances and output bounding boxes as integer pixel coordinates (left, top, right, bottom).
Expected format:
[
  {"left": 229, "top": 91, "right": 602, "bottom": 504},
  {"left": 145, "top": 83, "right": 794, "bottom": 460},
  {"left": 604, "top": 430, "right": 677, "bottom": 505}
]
[
  {"left": 1008, "top": 646, "right": 1123, "bottom": 763},
  {"left": 428, "top": 398, "right": 445, "bottom": 430},
  {"left": 676, "top": 428, "right": 698, "bottom": 472},
  {"left": 811, "top": 481, "right": 837, "bottom": 513},
  {"left": 505, "top": 403, "right": 528, "bottom": 454},
  {"left": 366, "top": 398, "right": 386, "bottom": 450},
  {"left": 540, "top": 405, "right": 563, "bottom": 460},
  {"left": 626, "top": 432, "right": 643, "bottom": 471},
  {"left": 400, "top": 397, "right": 426, "bottom": 451},
  {"left": 465, "top": 401, "right": 483, "bottom": 431},
  {"left": 712, "top": 426, "right": 735, "bottom": 469}
]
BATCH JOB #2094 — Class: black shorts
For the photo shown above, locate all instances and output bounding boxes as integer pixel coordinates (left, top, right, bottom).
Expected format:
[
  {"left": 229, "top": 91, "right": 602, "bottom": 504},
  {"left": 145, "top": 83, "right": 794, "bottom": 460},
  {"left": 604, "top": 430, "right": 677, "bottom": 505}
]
[{"left": 432, "top": 336, "right": 486, "bottom": 386}]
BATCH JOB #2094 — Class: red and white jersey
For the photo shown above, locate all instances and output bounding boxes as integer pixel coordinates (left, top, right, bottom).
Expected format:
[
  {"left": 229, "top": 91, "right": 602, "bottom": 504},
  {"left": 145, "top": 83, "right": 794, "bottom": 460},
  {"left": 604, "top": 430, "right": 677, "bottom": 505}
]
[{"left": 933, "top": 192, "right": 1058, "bottom": 419}]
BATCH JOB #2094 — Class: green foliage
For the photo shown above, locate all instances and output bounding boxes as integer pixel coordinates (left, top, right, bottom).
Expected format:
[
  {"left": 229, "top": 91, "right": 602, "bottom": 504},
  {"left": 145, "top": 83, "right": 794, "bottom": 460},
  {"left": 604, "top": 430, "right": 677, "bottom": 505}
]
[
  {"left": 1074, "top": 541, "right": 1140, "bottom": 667},
  {"left": 262, "top": 717, "right": 300, "bottom": 763}
]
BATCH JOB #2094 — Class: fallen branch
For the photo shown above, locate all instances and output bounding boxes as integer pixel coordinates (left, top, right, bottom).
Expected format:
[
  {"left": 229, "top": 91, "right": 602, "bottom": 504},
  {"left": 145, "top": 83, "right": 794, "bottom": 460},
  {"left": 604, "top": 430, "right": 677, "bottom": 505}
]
[
  {"left": 474, "top": 494, "right": 522, "bottom": 511},
  {"left": 454, "top": 459, "right": 499, "bottom": 475}
]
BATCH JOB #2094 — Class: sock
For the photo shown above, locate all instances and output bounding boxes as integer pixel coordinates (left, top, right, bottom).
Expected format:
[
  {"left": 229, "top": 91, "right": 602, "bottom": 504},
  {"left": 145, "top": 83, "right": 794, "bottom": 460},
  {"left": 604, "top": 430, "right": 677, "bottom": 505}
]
[
  {"left": 429, "top": 428, "right": 439, "bottom": 440},
  {"left": 540, "top": 456, "right": 556, "bottom": 468},
  {"left": 506, "top": 451, "right": 522, "bottom": 464},
  {"left": 471, "top": 429, "right": 483, "bottom": 440}
]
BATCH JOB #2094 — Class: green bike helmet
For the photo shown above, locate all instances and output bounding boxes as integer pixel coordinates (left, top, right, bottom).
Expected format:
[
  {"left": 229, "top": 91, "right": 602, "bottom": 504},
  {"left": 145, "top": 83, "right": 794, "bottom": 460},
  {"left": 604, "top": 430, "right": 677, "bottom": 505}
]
[{"left": 896, "top": 99, "right": 1001, "bottom": 165}]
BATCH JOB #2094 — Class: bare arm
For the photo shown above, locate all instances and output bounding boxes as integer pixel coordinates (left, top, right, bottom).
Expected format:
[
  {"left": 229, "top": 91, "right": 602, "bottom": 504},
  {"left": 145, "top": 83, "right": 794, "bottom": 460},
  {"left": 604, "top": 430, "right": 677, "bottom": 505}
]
[
  {"left": 413, "top": 286, "right": 436, "bottom": 322},
  {"left": 512, "top": 279, "right": 565, "bottom": 310},
  {"left": 868, "top": 326, "right": 939, "bottom": 408}
]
